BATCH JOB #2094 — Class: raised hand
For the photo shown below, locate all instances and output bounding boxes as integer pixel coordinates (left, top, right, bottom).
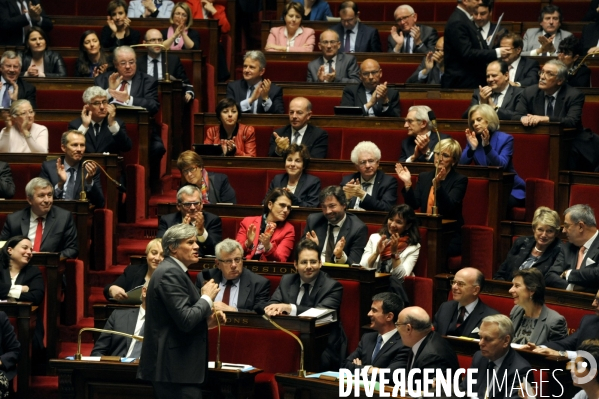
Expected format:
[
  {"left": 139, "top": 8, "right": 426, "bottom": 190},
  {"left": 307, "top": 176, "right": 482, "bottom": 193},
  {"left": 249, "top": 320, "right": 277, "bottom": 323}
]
[
  {"left": 424, "top": 51, "right": 434, "bottom": 72},
  {"left": 107, "top": 15, "right": 117, "bottom": 33},
  {"left": 478, "top": 85, "right": 493, "bottom": 104},
  {"left": 434, "top": 166, "right": 448, "bottom": 187},
  {"left": 305, "top": 230, "right": 319, "bottom": 245},
  {"left": 258, "top": 232, "right": 272, "bottom": 252},
  {"left": 194, "top": 211, "right": 205, "bottom": 235},
  {"left": 273, "top": 132, "right": 290, "bottom": 152},
  {"left": 84, "top": 161, "right": 97, "bottom": 184},
  {"left": 108, "top": 72, "right": 121, "bottom": 90},
  {"left": 26, "top": 64, "right": 39, "bottom": 77},
  {"left": 409, "top": 25, "right": 422, "bottom": 46},
  {"left": 201, "top": 279, "right": 220, "bottom": 301},
  {"left": 107, "top": 103, "right": 117, "bottom": 125},
  {"left": 480, "top": 128, "right": 490, "bottom": 146},
  {"left": 465, "top": 128, "right": 478, "bottom": 150},
  {"left": 81, "top": 105, "right": 92, "bottom": 128},
  {"left": 333, "top": 236, "right": 346, "bottom": 259},
  {"left": 413, "top": 134, "right": 430, "bottom": 159},
  {"left": 56, "top": 158, "right": 67, "bottom": 186},
  {"left": 246, "top": 223, "right": 256, "bottom": 246},
  {"left": 374, "top": 82, "right": 389, "bottom": 105},
  {"left": 8, "top": 81, "right": 18, "bottom": 101},
  {"left": 389, "top": 232, "right": 401, "bottom": 253},
  {"left": 260, "top": 79, "right": 272, "bottom": 101},
  {"left": 395, "top": 163, "right": 412, "bottom": 185},
  {"left": 390, "top": 27, "right": 404, "bottom": 51},
  {"left": 375, "top": 234, "right": 388, "bottom": 254}
]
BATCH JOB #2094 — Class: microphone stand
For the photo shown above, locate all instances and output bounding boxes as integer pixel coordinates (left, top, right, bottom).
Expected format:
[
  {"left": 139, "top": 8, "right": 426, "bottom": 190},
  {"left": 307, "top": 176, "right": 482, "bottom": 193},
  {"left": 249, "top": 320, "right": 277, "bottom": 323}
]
[
  {"left": 75, "top": 327, "right": 143, "bottom": 360},
  {"left": 214, "top": 307, "right": 222, "bottom": 369},
  {"left": 262, "top": 315, "right": 306, "bottom": 377},
  {"left": 427, "top": 111, "right": 442, "bottom": 216},
  {"left": 79, "top": 160, "right": 124, "bottom": 201},
  {"left": 130, "top": 43, "right": 170, "bottom": 82}
]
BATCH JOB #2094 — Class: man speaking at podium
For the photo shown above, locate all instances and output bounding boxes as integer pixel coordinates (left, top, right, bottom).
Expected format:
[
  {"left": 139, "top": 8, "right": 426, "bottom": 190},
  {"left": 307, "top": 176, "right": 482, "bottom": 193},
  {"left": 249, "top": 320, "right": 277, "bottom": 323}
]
[{"left": 137, "top": 223, "right": 224, "bottom": 399}]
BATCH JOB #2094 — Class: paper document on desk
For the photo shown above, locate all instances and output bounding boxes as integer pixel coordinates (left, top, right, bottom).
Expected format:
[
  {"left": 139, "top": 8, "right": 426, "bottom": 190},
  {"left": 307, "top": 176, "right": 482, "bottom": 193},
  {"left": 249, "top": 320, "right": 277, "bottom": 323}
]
[{"left": 299, "top": 308, "right": 337, "bottom": 325}]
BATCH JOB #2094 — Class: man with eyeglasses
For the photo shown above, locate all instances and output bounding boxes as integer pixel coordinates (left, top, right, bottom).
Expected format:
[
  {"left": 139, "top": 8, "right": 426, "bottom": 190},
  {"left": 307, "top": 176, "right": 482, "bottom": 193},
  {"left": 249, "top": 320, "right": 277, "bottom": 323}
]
[
  {"left": 512, "top": 59, "right": 584, "bottom": 131},
  {"left": 331, "top": 1, "right": 381, "bottom": 53},
  {"left": 399, "top": 105, "right": 449, "bottom": 163},
  {"left": 388, "top": 4, "right": 437, "bottom": 54},
  {"left": 340, "top": 58, "right": 400, "bottom": 117},
  {"left": 68, "top": 86, "right": 132, "bottom": 154},
  {"left": 498, "top": 32, "right": 539, "bottom": 88},
  {"left": 405, "top": 37, "right": 445, "bottom": 85},
  {"left": 0, "top": 50, "right": 36, "bottom": 108},
  {"left": 307, "top": 29, "right": 360, "bottom": 84},
  {"left": 341, "top": 141, "right": 397, "bottom": 212},
  {"left": 195, "top": 238, "right": 270, "bottom": 314},
  {"left": 433, "top": 267, "right": 498, "bottom": 339},
  {"left": 157, "top": 185, "right": 222, "bottom": 258}
]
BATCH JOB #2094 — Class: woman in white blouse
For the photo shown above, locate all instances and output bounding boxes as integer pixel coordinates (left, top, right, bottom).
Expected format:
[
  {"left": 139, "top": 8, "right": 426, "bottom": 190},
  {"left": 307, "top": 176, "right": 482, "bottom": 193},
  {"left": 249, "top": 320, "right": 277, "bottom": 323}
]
[
  {"left": 0, "top": 99, "right": 48, "bottom": 153},
  {"left": 360, "top": 204, "right": 421, "bottom": 280}
]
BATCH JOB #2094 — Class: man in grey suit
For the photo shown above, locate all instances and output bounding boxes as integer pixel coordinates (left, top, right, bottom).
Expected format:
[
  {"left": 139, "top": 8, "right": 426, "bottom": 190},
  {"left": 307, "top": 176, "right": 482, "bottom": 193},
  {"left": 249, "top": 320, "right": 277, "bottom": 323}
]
[
  {"left": 137, "top": 223, "right": 224, "bottom": 398},
  {"left": 405, "top": 37, "right": 444, "bottom": 84},
  {"left": 388, "top": 4, "right": 438, "bottom": 54},
  {"left": 522, "top": 5, "right": 572, "bottom": 56},
  {"left": 307, "top": 30, "right": 359, "bottom": 83}
]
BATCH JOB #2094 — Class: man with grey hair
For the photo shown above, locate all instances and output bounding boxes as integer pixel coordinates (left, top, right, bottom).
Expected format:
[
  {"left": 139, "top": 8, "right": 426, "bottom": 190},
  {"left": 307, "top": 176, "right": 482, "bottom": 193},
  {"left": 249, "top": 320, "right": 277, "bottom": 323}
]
[
  {"left": 0, "top": 177, "right": 78, "bottom": 258},
  {"left": 307, "top": 30, "right": 360, "bottom": 83},
  {"left": 340, "top": 141, "right": 397, "bottom": 212},
  {"left": 513, "top": 59, "right": 584, "bottom": 131},
  {"left": 67, "top": 86, "right": 132, "bottom": 154},
  {"left": 225, "top": 50, "right": 284, "bottom": 114},
  {"left": 195, "top": 238, "right": 270, "bottom": 313},
  {"left": 39, "top": 130, "right": 105, "bottom": 208},
  {"left": 0, "top": 51, "right": 36, "bottom": 108},
  {"left": 157, "top": 184, "right": 222, "bottom": 257},
  {"left": 388, "top": 4, "right": 437, "bottom": 54},
  {"left": 399, "top": 105, "right": 449, "bottom": 163},
  {"left": 138, "top": 223, "right": 224, "bottom": 398},
  {"left": 462, "top": 314, "right": 533, "bottom": 398},
  {"left": 547, "top": 204, "right": 599, "bottom": 293}
]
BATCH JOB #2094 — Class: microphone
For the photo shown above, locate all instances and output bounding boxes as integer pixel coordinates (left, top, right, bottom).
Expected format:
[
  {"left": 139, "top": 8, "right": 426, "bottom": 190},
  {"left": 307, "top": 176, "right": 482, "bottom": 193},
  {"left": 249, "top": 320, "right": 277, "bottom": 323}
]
[
  {"left": 79, "top": 160, "right": 126, "bottom": 201},
  {"left": 262, "top": 314, "right": 306, "bottom": 377},
  {"left": 202, "top": 269, "right": 212, "bottom": 284},
  {"left": 130, "top": 43, "right": 171, "bottom": 82},
  {"left": 427, "top": 110, "right": 442, "bottom": 216},
  {"left": 75, "top": 327, "right": 143, "bottom": 360}
]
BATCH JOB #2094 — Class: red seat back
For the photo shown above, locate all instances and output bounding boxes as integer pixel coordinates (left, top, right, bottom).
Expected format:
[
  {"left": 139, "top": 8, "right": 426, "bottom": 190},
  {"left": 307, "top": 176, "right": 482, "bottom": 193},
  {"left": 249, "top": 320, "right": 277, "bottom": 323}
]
[
  {"left": 404, "top": 276, "right": 433, "bottom": 316},
  {"left": 462, "top": 178, "right": 489, "bottom": 226}
]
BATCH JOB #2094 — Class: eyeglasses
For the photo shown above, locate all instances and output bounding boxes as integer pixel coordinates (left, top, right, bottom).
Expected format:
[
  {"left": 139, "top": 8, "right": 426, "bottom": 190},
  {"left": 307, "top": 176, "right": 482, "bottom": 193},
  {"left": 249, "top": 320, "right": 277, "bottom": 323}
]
[
  {"left": 118, "top": 60, "right": 136, "bottom": 67},
  {"left": 434, "top": 152, "right": 452, "bottom": 160},
  {"left": 178, "top": 201, "right": 201, "bottom": 209},
  {"left": 218, "top": 257, "right": 243, "bottom": 266},
  {"left": 361, "top": 70, "right": 380, "bottom": 77},
  {"left": 182, "top": 166, "right": 199, "bottom": 175},
  {"left": 395, "top": 13, "right": 414, "bottom": 23},
  {"left": 16, "top": 110, "right": 35, "bottom": 117},
  {"left": 90, "top": 100, "right": 108, "bottom": 107},
  {"left": 358, "top": 159, "right": 378, "bottom": 166},
  {"left": 394, "top": 322, "right": 408, "bottom": 327},
  {"left": 320, "top": 40, "right": 339, "bottom": 46},
  {"left": 450, "top": 280, "right": 469, "bottom": 288},
  {"left": 538, "top": 70, "right": 557, "bottom": 78}
]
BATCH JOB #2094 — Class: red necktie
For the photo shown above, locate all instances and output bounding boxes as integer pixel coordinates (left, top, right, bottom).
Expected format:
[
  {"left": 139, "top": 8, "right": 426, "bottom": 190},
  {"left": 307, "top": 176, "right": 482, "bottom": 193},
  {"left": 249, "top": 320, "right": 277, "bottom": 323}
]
[
  {"left": 222, "top": 280, "right": 232, "bottom": 305},
  {"left": 33, "top": 217, "right": 43, "bottom": 252},
  {"left": 118, "top": 80, "right": 128, "bottom": 91}
]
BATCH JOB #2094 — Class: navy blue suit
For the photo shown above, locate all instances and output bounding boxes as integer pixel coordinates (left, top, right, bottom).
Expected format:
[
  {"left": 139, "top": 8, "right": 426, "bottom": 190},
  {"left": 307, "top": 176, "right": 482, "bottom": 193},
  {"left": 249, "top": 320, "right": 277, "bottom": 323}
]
[
  {"left": 156, "top": 211, "right": 222, "bottom": 256},
  {"left": 433, "top": 299, "right": 498, "bottom": 339},
  {"left": 340, "top": 170, "right": 397, "bottom": 212},
  {"left": 547, "top": 315, "right": 599, "bottom": 351},
  {"left": 342, "top": 331, "right": 409, "bottom": 371},
  {"left": 332, "top": 22, "right": 381, "bottom": 53},
  {"left": 267, "top": 173, "right": 321, "bottom": 208},
  {"left": 92, "top": 307, "right": 140, "bottom": 357},
  {"left": 297, "top": 0, "right": 331, "bottom": 21},
  {"left": 269, "top": 124, "right": 328, "bottom": 158},
  {"left": 340, "top": 83, "right": 400, "bottom": 117},
  {"left": 68, "top": 117, "right": 132, "bottom": 155},
  {"left": 94, "top": 70, "right": 160, "bottom": 116},
  {"left": 225, "top": 79, "right": 284, "bottom": 114}
]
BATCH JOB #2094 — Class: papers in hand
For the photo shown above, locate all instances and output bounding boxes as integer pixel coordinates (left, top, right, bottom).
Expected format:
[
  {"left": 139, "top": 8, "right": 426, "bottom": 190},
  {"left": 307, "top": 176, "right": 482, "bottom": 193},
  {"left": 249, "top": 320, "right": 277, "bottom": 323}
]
[
  {"left": 208, "top": 362, "right": 255, "bottom": 372},
  {"left": 111, "top": 285, "right": 143, "bottom": 305},
  {"left": 298, "top": 308, "right": 337, "bottom": 325},
  {"left": 109, "top": 100, "right": 146, "bottom": 110}
]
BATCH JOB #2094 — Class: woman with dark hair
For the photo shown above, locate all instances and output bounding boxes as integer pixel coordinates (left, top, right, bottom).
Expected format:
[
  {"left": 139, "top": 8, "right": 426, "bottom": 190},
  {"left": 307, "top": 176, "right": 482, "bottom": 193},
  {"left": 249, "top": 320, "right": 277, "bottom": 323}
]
[
  {"left": 204, "top": 98, "right": 256, "bottom": 156},
  {"left": 265, "top": 1, "right": 315, "bottom": 52},
  {"left": 101, "top": 0, "right": 141, "bottom": 50},
  {"left": 509, "top": 268, "right": 567, "bottom": 345},
  {"left": 20, "top": 27, "right": 66, "bottom": 78},
  {"left": 75, "top": 30, "right": 110, "bottom": 78},
  {"left": 236, "top": 188, "right": 295, "bottom": 262},
  {"left": 266, "top": 144, "right": 321, "bottom": 207},
  {"left": 162, "top": 2, "right": 201, "bottom": 50},
  {"left": 176, "top": 150, "right": 237, "bottom": 204},
  {"left": 558, "top": 35, "right": 591, "bottom": 88},
  {"left": 360, "top": 204, "right": 421, "bottom": 279}
]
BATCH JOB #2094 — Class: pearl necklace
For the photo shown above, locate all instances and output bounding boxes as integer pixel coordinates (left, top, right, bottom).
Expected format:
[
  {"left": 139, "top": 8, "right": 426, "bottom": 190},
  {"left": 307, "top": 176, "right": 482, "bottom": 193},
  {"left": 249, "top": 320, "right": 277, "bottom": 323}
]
[{"left": 534, "top": 246, "right": 544, "bottom": 253}]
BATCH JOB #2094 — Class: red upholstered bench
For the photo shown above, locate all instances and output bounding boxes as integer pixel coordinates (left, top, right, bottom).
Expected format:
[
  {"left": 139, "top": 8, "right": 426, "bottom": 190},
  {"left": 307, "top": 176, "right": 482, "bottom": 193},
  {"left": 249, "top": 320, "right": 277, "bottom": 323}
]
[
  {"left": 208, "top": 167, "right": 269, "bottom": 205},
  {"left": 378, "top": 63, "right": 420, "bottom": 85},
  {"left": 404, "top": 276, "right": 433, "bottom": 316},
  {"left": 337, "top": 279, "right": 361, "bottom": 352},
  {"left": 569, "top": 184, "right": 599, "bottom": 211},
  {"left": 340, "top": 128, "right": 406, "bottom": 161},
  {"left": 37, "top": 89, "right": 83, "bottom": 110},
  {"left": 7, "top": 163, "right": 42, "bottom": 199},
  {"left": 512, "top": 134, "right": 550, "bottom": 181},
  {"left": 265, "top": 61, "right": 309, "bottom": 82},
  {"left": 583, "top": 101, "right": 599, "bottom": 134},
  {"left": 412, "top": 99, "right": 471, "bottom": 119}
]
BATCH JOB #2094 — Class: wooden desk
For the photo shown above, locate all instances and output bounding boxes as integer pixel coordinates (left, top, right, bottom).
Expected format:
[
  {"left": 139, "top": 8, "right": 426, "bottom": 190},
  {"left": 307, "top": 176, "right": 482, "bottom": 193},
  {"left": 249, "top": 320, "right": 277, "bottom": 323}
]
[
  {"left": 0, "top": 302, "right": 34, "bottom": 398},
  {"left": 275, "top": 373, "right": 402, "bottom": 399},
  {"left": 49, "top": 359, "right": 262, "bottom": 399}
]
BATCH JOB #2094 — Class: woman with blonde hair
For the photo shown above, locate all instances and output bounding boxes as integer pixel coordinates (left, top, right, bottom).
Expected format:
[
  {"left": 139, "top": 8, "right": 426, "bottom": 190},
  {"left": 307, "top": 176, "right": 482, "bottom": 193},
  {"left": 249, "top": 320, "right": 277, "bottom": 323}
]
[
  {"left": 162, "top": 2, "right": 201, "bottom": 50},
  {"left": 0, "top": 99, "right": 48, "bottom": 153}
]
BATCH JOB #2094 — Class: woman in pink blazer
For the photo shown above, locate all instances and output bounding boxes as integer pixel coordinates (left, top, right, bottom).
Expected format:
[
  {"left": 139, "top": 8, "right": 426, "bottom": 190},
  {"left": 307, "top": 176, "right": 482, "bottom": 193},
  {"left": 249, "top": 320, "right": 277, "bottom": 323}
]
[
  {"left": 236, "top": 188, "right": 296, "bottom": 262},
  {"left": 265, "top": 2, "right": 315, "bottom": 52}
]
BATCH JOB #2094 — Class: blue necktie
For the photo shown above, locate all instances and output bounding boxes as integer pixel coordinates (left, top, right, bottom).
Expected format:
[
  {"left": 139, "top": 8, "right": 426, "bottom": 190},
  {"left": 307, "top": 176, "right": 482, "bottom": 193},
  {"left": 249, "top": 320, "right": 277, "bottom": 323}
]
[
  {"left": 371, "top": 335, "right": 383, "bottom": 361},
  {"left": 1, "top": 85, "right": 10, "bottom": 109}
]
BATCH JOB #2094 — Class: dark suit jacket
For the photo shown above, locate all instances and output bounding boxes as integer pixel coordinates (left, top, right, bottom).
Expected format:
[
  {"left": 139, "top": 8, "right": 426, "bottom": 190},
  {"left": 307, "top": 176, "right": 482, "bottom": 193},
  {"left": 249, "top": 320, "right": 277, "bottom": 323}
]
[
  {"left": 100, "top": 25, "right": 141, "bottom": 51},
  {"left": 103, "top": 263, "right": 148, "bottom": 301},
  {"left": 512, "top": 83, "right": 585, "bottom": 132},
  {"left": 267, "top": 173, "right": 321, "bottom": 207},
  {"left": 137, "top": 256, "right": 212, "bottom": 384},
  {"left": 137, "top": 53, "right": 194, "bottom": 95},
  {"left": 225, "top": 79, "right": 284, "bottom": 114},
  {"left": 387, "top": 24, "right": 438, "bottom": 54},
  {"left": 547, "top": 315, "right": 599, "bottom": 351},
  {"left": 91, "top": 307, "right": 139, "bottom": 357},
  {"left": 0, "top": 205, "right": 79, "bottom": 259},
  {"left": 510, "top": 304, "right": 568, "bottom": 345},
  {"left": 494, "top": 236, "right": 562, "bottom": 281},
  {"left": 15, "top": 77, "right": 37, "bottom": 108},
  {"left": 332, "top": 22, "right": 381, "bottom": 53},
  {"left": 340, "top": 170, "right": 398, "bottom": 212},
  {"left": 307, "top": 52, "right": 360, "bottom": 83},
  {"left": 203, "top": 171, "right": 236, "bottom": 204},
  {"left": 581, "top": 23, "right": 599, "bottom": 54},
  {"left": 39, "top": 157, "right": 105, "bottom": 208},
  {"left": 567, "top": 64, "right": 592, "bottom": 88},
  {"left": 340, "top": 83, "right": 400, "bottom": 117},
  {"left": 410, "top": 331, "right": 459, "bottom": 373},
  {"left": 405, "top": 60, "right": 442, "bottom": 84},
  {"left": 0, "top": 264, "right": 44, "bottom": 305},
  {"left": 156, "top": 211, "right": 222, "bottom": 256},
  {"left": 21, "top": 50, "right": 66, "bottom": 77},
  {"left": 343, "top": 331, "right": 409, "bottom": 371},
  {"left": 303, "top": 212, "right": 368, "bottom": 265},
  {"left": 399, "top": 132, "right": 450, "bottom": 162},
  {"left": 462, "top": 85, "right": 524, "bottom": 120},
  {"left": 0, "top": 0, "right": 52, "bottom": 46},
  {"left": 513, "top": 57, "right": 540, "bottom": 87},
  {"left": 433, "top": 299, "right": 498, "bottom": 339},
  {"left": 442, "top": 7, "right": 498, "bottom": 89},
  {"left": 0, "top": 311, "right": 19, "bottom": 380},
  {"left": 584, "top": 0, "right": 599, "bottom": 21},
  {"left": 546, "top": 236, "right": 599, "bottom": 293},
  {"left": 94, "top": 70, "right": 160, "bottom": 116},
  {"left": 68, "top": 117, "right": 132, "bottom": 154},
  {"left": 0, "top": 161, "right": 15, "bottom": 199},
  {"left": 269, "top": 124, "right": 328, "bottom": 158},
  {"left": 195, "top": 267, "right": 270, "bottom": 312}
]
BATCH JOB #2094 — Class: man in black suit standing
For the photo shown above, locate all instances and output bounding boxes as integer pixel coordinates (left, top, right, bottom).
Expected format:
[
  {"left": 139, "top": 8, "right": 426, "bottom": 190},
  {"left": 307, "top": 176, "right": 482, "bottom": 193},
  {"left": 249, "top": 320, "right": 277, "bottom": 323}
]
[
  {"left": 307, "top": 30, "right": 360, "bottom": 84},
  {"left": 68, "top": 86, "right": 132, "bottom": 155},
  {"left": 157, "top": 185, "right": 222, "bottom": 257},
  {"left": 581, "top": 21, "right": 599, "bottom": 55},
  {"left": 341, "top": 141, "right": 397, "bottom": 212},
  {"left": 340, "top": 58, "right": 400, "bottom": 117},
  {"left": 0, "top": 177, "right": 78, "bottom": 259},
  {"left": 343, "top": 292, "right": 409, "bottom": 372},
  {"left": 434, "top": 267, "right": 498, "bottom": 338},
  {"left": 269, "top": 97, "right": 328, "bottom": 158},
  {"left": 0, "top": 161, "right": 15, "bottom": 198},
  {"left": 461, "top": 315, "right": 533, "bottom": 398},
  {"left": 0, "top": 51, "right": 36, "bottom": 108},
  {"left": 499, "top": 32, "right": 539, "bottom": 88},
  {"left": 265, "top": 239, "right": 346, "bottom": 370},
  {"left": 442, "top": 0, "right": 510, "bottom": 89},
  {"left": 303, "top": 185, "right": 368, "bottom": 265},
  {"left": 226, "top": 50, "right": 284, "bottom": 114},
  {"left": 332, "top": 1, "right": 381, "bottom": 53},
  {"left": 405, "top": 37, "right": 445, "bottom": 85},
  {"left": 462, "top": 60, "right": 523, "bottom": 120},
  {"left": 196, "top": 238, "right": 270, "bottom": 313},
  {"left": 0, "top": 0, "right": 53, "bottom": 46},
  {"left": 473, "top": 0, "right": 506, "bottom": 48},
  {"left": 137, "top": 223, "right": 224, "bottom": 398},
  {"left": 388, "top": 4, "right": 438, "bottom": 54},
  {"left": 399, "top": 105, "right": 449, "bottom": 162},
  {"left": 546, "top": 204, "right": 599, "bottom": 293},
  {"left": 138, "top": 29, "right": 194, "bottom": 103}
]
